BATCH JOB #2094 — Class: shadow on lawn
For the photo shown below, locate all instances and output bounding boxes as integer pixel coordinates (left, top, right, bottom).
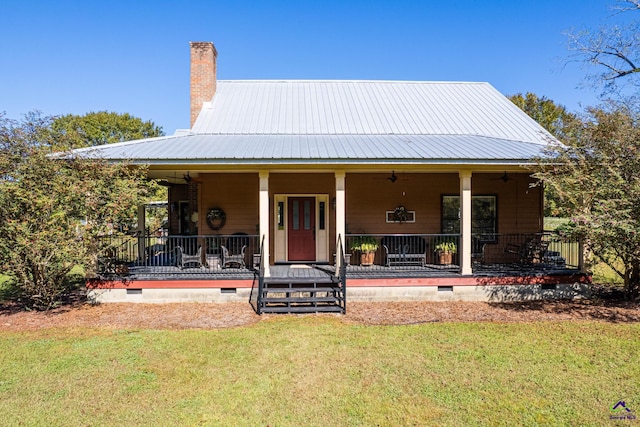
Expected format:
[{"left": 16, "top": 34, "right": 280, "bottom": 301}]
[
  {"left": 486, "top": 283, "right": 640, "bottom": 323},
  {"left": 0, "top": 276, "right": 88, "bottom": 315}
]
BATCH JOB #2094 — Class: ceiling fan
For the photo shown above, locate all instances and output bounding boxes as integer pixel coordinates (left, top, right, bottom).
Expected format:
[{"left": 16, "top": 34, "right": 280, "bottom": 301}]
[
  {"left": 491, "top": 172, "right": 510, "bottom": 183},
  {"left": 157, "top": 172, "right": 202, "bottom": 186},
  {"left": 374, "top": 171, "right": 408, "bottom": 183}
]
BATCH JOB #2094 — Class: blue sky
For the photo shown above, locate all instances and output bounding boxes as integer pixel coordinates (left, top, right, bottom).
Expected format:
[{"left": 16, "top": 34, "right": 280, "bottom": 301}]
[{"left": 0, "top": 0, "right": 622, "bottom": 134}]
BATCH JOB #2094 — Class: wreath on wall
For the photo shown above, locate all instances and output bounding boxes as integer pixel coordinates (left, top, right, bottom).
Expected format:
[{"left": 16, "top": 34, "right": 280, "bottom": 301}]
[
  {"left": 206, "top": 208, "right": 227, "bottom": 231},
  {"left": 393, "top": 205, "right": 409, "bottom": 223}
]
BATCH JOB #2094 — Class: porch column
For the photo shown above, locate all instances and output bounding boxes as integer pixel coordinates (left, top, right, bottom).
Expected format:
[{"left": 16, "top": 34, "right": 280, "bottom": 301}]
[
  {"left": 335, "top": 171, "right": 346, "bottom": 274},
  {"left": 259, "top": 171, "right": 270, "bottom": 277},
  {"left": 459, "top": 171, "right": 472, "bottom": 275},
  {"left": 137, "top": 204, "right": 146, "bottom": 261}
]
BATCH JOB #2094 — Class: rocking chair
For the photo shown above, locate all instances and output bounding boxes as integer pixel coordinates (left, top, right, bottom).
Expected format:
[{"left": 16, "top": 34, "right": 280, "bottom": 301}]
[{"left": 505, "top": 236, "right": 549, "bottom": 265}]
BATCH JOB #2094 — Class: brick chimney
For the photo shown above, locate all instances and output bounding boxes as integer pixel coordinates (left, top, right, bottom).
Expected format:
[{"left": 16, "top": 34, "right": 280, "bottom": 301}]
[{"left": 190, "top": 41, "right": 217, "bottom": 128}]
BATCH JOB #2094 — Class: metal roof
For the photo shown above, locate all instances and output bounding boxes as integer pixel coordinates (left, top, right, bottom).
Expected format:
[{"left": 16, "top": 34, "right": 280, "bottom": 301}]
[
  {"left": 192, "top": 81, "right": 553, "bottom": 143},
  {"left": 73, "top": 134, "right": 546, "bottom": 164},
  {"left": 73, "top": 80, "right": 554, "bottom": 166}
]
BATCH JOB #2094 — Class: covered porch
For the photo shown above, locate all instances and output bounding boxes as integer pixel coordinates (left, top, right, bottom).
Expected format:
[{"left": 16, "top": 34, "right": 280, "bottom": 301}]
[
  {"left": 89, "top": 227, "right": 588, "bottom": 310},
  {"left": 93, "top": 231, "right": 584, "bottom": 281},
  {"left": 153, "top": 169, "right": 553, "bottom": 276}
]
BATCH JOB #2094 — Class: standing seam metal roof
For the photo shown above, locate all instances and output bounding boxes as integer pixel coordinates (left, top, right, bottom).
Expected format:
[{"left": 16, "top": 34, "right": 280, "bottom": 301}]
[
  {"left": 192, "top": 80, "right": 552, "bottom": 143},
  {"left": 73, "top": 80, "right": 554, "bottom": 164}
]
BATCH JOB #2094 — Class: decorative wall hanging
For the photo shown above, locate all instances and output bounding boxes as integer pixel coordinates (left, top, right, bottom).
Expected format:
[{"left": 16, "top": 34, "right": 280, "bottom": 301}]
[
  {"left": 386, "top": 205, "right": 416, "bottom": 223},
  {"left": 206, "top": 208, "right": 227, "bottom": 230}
]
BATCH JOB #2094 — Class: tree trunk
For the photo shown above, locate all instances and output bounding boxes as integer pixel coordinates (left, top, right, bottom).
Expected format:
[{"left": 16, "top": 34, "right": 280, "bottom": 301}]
[{"left": 625, "top": 260, "right": 640, "bottom": 300}]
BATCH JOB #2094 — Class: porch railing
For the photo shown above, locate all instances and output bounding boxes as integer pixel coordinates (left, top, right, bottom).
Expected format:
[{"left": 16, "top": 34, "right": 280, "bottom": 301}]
[
  {"left": 344, "top": 232, "right": 581, "bottom": 272},
  {"left": 336, "top": 234, "right": 347, "bottom": 313},
  {"left": 474, "top": 231, "right": 580, "bottom": 269},
  {"left": 95, "top": 231, "right": 580, "bottom": 280},
  {"left": 96, "top": 234, "right": 259, "bottom": 277},
  {"left": 345, "top": 234, "right": 461, "bottom": 271},
  {"left": 249, "top": 235, "right": 265, "bottom": 313}
]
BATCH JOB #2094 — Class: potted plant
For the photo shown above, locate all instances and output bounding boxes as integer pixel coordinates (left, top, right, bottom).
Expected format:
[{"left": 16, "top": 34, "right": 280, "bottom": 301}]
[
  {"left": 434, "top": 241, "right": 457, "bottom": 265},
  {"left": 350, "top": 236, "right": 379, "bottom": 266}
]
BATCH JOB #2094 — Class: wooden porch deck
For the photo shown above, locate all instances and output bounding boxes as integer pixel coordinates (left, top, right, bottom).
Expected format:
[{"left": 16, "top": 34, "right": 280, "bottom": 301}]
[{"left": 105, "top": 262, "right": 581, "bottom": 282}]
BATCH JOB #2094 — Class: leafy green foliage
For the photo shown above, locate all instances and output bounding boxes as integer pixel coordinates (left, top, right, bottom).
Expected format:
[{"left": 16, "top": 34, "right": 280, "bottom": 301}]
[
  {"left": 535, "top": 103, "right": 640, "bottom": 298},
  {"left": 509, "top": 93, "right": 580, "bottom": 216},
  {"left": 51, "top": 111, "right": 163, "bottom": 149},
  {"left": 349, "top": 236, "right": 379, "bottom": 253},
  {"left": 0, "top": 112, "right": 153, "bottom": 309},
  {"left": 509, "top": 92, "right": 577, "bottom": 139}
]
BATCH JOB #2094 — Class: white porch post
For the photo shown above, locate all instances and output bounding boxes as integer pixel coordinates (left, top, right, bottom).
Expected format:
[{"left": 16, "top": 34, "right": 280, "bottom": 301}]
[
  {"left": 137, "top": 204, "right": 146, "bottom": 261},
  {"left": 259, "top": 171, "right": 270, "bottom": 277},
  {"left": 335, "top": 171, "right": 346, "bottom": 275},
  {"left": 459, "top": 171, "right": 473, "bottom": 275}
]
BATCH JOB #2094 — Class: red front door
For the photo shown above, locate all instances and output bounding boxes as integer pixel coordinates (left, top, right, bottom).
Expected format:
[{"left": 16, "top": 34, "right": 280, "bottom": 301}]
[{"left": 288, "top": 197, "right": 316, "bottom": 261}]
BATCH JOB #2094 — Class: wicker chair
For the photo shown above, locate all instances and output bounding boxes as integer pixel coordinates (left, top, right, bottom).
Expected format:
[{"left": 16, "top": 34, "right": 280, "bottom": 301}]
[
  {"left": 176, "top": 246, "right": 203, "bottom": 269},
  {"left": 221, "top": 245, "right": 246, "bottom": 268}
]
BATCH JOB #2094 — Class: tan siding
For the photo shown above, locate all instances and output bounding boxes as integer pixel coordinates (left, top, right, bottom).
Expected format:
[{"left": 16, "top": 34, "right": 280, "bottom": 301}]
[
  {"left": 473, "top": 173, "right": 542, "bottom": 234},
  {"left": 198, "top": 174, "right": 259, "bottom": 235},
  {"left": 269, "top": 173, "right": 334, "bottom": 195},
  {"left": 192, "top": 171, "right": 543, "bottom": 256},
  {"left": 199, "top": 172, "right": 336, "bottom": 262},
  {"left": 347, "top": 172, "right": 542, "bottom": 235},
  {"left": 346, "top": 173, "right": 459, "bottom": 234}
]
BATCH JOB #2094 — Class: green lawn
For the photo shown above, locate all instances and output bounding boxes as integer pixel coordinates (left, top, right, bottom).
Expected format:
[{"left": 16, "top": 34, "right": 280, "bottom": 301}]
[{"left": 0, "top": 317, "right": 638, "bottom": 426}]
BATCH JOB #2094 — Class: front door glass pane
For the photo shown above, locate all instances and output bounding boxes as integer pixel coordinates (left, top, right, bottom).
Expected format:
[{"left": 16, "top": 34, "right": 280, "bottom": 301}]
[
  {"left": 293, "top": 201, "right": 299, "bottom": 230},
  {"left": 304, "top": 200, "right": 311, "bottom": 230}
]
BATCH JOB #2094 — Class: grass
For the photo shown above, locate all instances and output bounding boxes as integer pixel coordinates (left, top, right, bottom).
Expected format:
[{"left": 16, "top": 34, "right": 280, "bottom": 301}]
[{"left": 0, "top": 317, "right": 638, "bottom": 426}]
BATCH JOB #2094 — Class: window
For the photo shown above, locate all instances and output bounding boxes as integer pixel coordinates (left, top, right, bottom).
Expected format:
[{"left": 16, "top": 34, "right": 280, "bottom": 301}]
[
  {"left": 319, "top": 201, "right": 325, "bottom": 230},
  {"left": 441, "top": 195, "right": 497, "bottom": 238},
  {"left": 277, "top": 201, "right": 284, "bottom": 230},
  {"left": 292, "top": 200, "right": 300, "bottom": 230}
]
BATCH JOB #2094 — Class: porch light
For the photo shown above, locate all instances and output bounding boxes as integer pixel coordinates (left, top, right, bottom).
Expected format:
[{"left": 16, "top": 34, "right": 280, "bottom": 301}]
[{"left": 191, "top": 212, "right": 199, "bottom": 223}]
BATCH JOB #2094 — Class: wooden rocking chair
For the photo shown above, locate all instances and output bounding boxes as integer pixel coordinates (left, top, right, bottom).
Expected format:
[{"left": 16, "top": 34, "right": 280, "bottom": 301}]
[{"left": 505, "top": 236, "right": 549, "bottom": 265}]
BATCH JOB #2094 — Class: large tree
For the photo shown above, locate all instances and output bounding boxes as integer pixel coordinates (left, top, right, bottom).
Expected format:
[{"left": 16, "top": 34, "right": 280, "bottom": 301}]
[
  {"left": 534, "top": 103, "right": 640, "bottom": 299},
  {"left": 566, "top": 0, "right": 640, "bottom": 96},
  {"left": 0, "top": 112, "right": 152, "bottom": 309},
  {"left": 509, "top": 93, "right": 579, "bottom": 216},
  {"left": 509, "top": 92, "right": 578, "bottom": 139},
  {"left": 51, "top": 111, "right": 163, "bottom": 148}
]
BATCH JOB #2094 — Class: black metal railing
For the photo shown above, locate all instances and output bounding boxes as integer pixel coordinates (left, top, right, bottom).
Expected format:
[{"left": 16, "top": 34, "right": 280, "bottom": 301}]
[
  {"left": 344, "top": 232, "right": 580, "bottom": 273},
  {"left": 336, "top": 234, "right": 347, "bottom": 314},
  {"left": 345, "top": 233, "right": 461, "bottom": 271},
  {"left": 95, "top": 233, "right": 259, "bottom": 277},
  {"left": 474, "top": 231, "right": 580, "bottom": 269},
  {"left": 252, "top": 235, "right": 266, "bottom": 314},
  {"left": 95, "top": 231, "right": 580, "bottom": 281}
]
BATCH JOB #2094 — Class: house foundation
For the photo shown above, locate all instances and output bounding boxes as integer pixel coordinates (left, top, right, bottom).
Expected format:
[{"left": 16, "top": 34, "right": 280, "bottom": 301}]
[{"left": 87, "top": 278, "right": 590, "bottom": 304}]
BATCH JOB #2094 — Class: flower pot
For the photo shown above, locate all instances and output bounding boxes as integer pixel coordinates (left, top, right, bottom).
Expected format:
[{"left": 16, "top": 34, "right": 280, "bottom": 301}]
[
  {"left": 360, "top": 252, "right": 375, "bottom": 266},
  {"left": 437, "top": 251, "right": 453, "bottom": 265}
]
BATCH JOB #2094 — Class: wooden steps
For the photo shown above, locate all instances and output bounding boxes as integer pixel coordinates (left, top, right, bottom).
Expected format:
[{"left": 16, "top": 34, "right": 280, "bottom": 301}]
[{"left": 258, "top": 278, "right": 345, "bottom": 314}]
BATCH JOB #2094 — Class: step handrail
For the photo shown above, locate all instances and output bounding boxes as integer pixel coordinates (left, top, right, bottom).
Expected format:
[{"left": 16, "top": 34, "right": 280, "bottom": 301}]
[{"left": 337, "top": 234, "right": 347, "bottom": 314}]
